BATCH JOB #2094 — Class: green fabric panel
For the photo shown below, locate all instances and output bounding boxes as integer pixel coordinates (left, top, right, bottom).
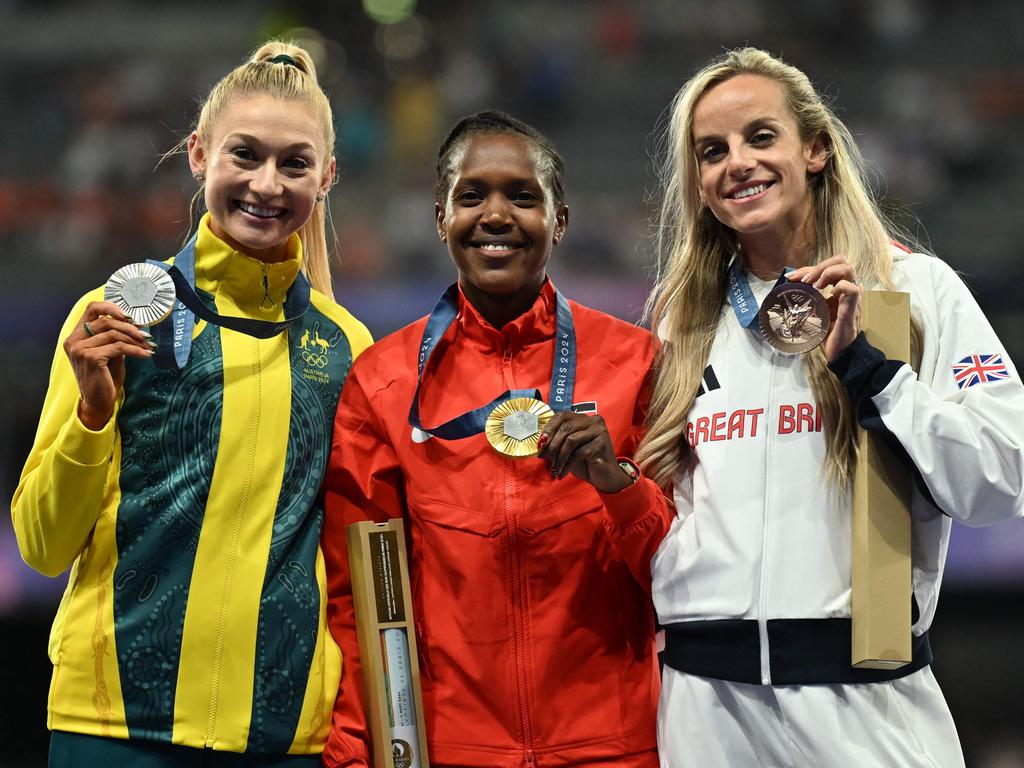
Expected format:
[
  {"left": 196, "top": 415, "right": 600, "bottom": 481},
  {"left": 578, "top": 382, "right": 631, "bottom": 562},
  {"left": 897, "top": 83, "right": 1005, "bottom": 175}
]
[
  {"left": 113, "top": 324, "right": 223, "bottom": 742},
  {"left": 246, "top": 312, "right": 353, "bottom": 753}
]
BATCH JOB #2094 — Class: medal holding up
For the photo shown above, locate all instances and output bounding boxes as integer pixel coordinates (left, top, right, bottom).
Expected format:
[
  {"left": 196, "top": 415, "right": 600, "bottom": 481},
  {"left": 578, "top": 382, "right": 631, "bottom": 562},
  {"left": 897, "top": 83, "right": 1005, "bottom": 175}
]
[{"left": 321, "top": 111, "right": 669, "bottom": 768}]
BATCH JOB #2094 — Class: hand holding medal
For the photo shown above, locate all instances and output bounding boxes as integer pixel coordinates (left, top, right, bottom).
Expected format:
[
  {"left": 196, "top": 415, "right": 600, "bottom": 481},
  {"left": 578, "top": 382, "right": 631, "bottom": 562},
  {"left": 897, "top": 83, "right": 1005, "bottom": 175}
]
[
  {"left": 730, "top": 253, "right": 862, "bottom": 360},
  {"left": 536, "top": 411, "right": 633, "bottom": 493},
  {"left": 784, "top": 255, "right": 863, "bottom": 362},
  {"left": 62, "top": 262, "right": 177, "bottom": 430},
  {"left": 63, "top": 298, "right": 158, "bottom": 430}
]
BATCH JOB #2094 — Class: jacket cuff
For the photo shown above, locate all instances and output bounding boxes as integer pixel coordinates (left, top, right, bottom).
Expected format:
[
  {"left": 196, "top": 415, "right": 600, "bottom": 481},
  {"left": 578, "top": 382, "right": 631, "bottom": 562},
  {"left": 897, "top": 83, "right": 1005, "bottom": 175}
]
[
  {"left": 827, "top": 332, "right": 907, "bottom": 427},
  {"left": 599, "top": 475, "right": 665, "bottom": 530},
  {"left": 59, "top": 408, "right": 117, "bottom": 466}
]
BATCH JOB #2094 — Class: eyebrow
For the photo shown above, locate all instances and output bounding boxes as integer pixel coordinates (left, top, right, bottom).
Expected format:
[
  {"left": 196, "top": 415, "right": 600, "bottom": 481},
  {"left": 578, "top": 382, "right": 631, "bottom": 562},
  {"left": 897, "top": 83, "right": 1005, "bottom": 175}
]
[
  {"left": 455, "top": 173, "right": 544, "bottom": 187},
  {"left": 224, "top": 133, "right": 318, "bottom": 153}
]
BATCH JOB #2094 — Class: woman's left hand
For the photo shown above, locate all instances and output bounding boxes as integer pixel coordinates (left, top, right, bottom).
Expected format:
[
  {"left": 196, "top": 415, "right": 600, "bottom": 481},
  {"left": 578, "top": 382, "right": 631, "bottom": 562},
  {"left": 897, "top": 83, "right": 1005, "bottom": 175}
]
[
  {"left": 536, "top": 412, "right": 632, "bottom": 493},
  {"left": 787, "top": 255, "right": 862, "bottom": 362}
]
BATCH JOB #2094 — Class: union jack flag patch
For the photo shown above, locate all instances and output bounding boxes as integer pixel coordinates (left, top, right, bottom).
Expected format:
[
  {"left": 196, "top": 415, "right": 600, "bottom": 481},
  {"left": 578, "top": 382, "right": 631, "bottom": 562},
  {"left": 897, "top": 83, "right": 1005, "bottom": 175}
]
[{"left": 951, "top": 354, "right": 1010, "bottom": 389}]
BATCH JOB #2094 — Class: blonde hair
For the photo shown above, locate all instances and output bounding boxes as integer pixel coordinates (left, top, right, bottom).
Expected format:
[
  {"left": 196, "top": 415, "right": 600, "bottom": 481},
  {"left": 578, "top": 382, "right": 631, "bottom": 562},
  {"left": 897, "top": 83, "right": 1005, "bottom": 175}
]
[
  {"left": 187, "top": 40, "right": 336, "bottom": 295},
  {"left": 636, "top": 47, "right": 922, "bottom": 490}
]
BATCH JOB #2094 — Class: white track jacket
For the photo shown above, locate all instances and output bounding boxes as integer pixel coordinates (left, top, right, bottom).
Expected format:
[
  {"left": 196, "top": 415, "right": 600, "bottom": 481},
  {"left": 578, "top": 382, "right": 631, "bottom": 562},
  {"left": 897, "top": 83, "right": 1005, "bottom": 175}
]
[{"left": 653, "top": 249, "right": 1024, "bottom": 686}]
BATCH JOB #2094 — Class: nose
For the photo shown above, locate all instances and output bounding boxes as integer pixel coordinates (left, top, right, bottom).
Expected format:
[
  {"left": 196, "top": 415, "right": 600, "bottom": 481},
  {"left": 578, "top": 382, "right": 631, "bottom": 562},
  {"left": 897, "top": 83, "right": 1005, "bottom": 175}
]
[
  {"left": 250, "top": 161, "right": 284, "bottom": 198},
  {"left": 480, "top": 193, "right": 513, "bottom": 228},
  {"left": 726, "top": 143, "right": 756, "bottom": 177}
]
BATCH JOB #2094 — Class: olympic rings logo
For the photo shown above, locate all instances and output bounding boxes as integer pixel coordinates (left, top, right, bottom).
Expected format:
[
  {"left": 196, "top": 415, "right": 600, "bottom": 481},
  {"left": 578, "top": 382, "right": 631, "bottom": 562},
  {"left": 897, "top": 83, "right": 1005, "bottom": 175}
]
[{"left": 302, "top": 350, "right": 328, "bottom": 368}]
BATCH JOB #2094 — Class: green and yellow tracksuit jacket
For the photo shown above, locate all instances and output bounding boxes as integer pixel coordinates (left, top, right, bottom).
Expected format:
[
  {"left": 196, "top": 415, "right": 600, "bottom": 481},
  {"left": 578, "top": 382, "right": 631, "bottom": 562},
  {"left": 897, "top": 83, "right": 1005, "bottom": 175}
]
[{"left": 11, "top": 216, "right": 372, "bottom": 755}]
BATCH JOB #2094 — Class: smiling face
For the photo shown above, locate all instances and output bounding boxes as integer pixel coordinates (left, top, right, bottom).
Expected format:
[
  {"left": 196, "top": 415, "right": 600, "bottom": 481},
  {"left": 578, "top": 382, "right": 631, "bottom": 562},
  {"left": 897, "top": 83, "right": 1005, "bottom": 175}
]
[
  {"left": 187, "top": 94, "right": 334, "bottom": 262},
  {"left": 692, "top": 74, "right": 826, "bottom": 254},
  {"left": 436, "top": 133, "right": 568, "bottom": 321}
]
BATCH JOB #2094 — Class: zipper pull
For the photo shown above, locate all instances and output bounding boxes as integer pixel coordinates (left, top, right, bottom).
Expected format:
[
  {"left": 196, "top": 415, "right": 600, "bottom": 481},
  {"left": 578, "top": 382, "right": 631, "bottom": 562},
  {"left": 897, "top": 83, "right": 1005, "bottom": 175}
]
[
  {"left": 524, "top": 750, "right": 535, "bottom": 766},
  {"left": 260, "top": 264, "right": 276, "bottom": 310}
]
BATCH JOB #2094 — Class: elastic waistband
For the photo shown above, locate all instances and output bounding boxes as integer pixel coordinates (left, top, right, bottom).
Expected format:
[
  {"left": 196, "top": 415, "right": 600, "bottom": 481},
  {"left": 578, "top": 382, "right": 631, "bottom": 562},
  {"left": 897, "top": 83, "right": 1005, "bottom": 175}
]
[{"left": 662, "top": 618, "right": 932, "bottom": 685}]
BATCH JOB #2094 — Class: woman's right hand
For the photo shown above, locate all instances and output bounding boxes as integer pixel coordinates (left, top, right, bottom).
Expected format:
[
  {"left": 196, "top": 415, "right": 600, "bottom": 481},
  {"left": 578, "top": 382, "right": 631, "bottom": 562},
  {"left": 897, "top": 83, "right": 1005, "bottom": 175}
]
[{"left": 63, "top": 301, "right": 155, "bottom": 430}]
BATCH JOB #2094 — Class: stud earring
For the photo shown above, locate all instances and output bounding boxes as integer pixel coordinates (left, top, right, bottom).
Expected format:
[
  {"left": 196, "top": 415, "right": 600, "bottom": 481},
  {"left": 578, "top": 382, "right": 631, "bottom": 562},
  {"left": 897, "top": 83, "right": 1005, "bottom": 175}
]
[
  {"left": 193, "top": 170, "right": 204, "bottom": 182},
  {"left": 316, "top": 192, "right": 326, "bottom": 203}
]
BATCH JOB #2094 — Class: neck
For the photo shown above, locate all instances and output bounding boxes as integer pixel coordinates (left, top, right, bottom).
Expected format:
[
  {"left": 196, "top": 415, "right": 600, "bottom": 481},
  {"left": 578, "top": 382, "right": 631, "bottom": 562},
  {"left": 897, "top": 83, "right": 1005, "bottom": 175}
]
[
  {"left": 461, "top": 279, "right": 544, "bottom": 330},
  {"left": 738, "top": 205, "right": 817, "bottom": 277}
]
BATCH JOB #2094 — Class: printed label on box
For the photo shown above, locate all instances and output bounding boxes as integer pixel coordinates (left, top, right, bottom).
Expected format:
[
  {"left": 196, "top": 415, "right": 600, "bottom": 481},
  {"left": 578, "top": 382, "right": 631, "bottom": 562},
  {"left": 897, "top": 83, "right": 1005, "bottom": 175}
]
[{"left": 370, "top": 530, "right": 406, "bottom": 623}]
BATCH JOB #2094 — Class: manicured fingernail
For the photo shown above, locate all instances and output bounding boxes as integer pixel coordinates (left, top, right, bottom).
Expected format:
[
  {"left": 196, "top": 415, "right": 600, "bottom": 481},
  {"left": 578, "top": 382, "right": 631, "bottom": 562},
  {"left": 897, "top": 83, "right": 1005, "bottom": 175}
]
[
  {"left": 537, "top": 433, "right": 549, "bottom": 449},
  {"left": 139, "top": 330, "right": 153, "bottom": 339},
  {"left": 146, "top": 340, "right": 158, "bottom": 349}
]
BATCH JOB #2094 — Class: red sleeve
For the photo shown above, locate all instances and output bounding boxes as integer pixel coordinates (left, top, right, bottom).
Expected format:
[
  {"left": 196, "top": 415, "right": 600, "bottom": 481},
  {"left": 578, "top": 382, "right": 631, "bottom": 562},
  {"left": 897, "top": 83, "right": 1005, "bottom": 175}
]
[
  {"left": 321, "top": 364, "right": 405, "bottom": 768},
  {"left": 600, "top": 337, "right": 674, "bottom": 593},
  {"left": 599, "top": 477, "right": 673, "bottom": 593}
]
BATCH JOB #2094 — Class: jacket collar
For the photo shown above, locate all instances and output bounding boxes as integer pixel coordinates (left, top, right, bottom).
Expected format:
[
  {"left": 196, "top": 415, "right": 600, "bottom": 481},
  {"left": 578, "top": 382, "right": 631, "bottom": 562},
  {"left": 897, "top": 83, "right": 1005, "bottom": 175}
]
[
  {"left": 455, "top": 278, "right": 558, "bottom": 348},
  {"left": 192, "top": 213, "right": 303, "bottom": 313}
]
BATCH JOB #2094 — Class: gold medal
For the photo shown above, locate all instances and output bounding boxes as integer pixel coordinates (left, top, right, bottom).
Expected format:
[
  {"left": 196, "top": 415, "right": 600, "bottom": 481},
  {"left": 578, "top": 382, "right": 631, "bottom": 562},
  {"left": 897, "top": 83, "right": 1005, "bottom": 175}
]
[
  {"left": 104, "top": 263, "right": 177, "bottom": 326},
  {"left": 758, "top": 281, "right": 830, "bottom": 355},
  {"left": 485, "top": 397, "right": 554, "bottom": 458}
]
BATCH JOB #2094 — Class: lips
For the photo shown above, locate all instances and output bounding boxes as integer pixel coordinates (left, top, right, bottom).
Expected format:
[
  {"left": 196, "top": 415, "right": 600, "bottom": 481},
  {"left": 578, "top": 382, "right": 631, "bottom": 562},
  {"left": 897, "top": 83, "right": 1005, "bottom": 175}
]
[{"left": 236, "top": 200, "right": 286, "bottom": 219}]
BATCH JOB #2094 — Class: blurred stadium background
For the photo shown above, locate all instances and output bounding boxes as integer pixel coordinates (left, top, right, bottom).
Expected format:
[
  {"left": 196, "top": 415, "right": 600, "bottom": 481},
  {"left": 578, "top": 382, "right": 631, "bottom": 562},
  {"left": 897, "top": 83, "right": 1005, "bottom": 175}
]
[{"left": 2, "top": 0, "right": 1022, "bottom": 765}]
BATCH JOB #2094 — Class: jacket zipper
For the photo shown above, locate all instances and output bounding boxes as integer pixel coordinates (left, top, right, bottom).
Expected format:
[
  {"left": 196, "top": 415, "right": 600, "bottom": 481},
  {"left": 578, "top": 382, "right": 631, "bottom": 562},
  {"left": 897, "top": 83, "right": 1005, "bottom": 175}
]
[
  {"left": 260, "top": 263, "right": 276, "bottom": 310},
  {"left": 756, "top": 355, "right": 776, "bottom": 685},
  {"left": 500, "top": 336, "right": 535, "bottom": 760},
  {"left": 505, "top": 459, "right": 534, "bottom": 762}
]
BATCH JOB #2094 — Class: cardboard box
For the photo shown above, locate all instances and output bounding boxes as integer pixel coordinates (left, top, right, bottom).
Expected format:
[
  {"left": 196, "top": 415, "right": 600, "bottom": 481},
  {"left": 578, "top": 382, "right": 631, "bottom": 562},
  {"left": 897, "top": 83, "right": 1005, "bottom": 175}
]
[
  {"left": 347, "top": 519, "right": 430, "bottom": 768},
  {"left": 851, "top": 290, "right": 913, "bottom": 668}
]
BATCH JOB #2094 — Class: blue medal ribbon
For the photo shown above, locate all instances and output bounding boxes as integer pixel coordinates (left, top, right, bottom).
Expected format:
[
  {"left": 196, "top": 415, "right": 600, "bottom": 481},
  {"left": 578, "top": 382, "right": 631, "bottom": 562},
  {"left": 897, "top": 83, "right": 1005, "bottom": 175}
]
[
  {"left": 408, "top": 283, "right": 577, "bottom": 441},
  {"left": 727, "top": 257, "right": 791, "bottom": 331},
  {"left": 147, "top": 235, "right": 310, "bottom": 369}
]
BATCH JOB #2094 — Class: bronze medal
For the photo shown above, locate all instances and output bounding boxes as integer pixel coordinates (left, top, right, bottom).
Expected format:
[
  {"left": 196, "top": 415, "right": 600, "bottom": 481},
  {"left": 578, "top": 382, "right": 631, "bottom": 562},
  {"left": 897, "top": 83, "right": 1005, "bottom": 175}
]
[
  {"left": 485, "top": 397, "right": 554, "bottom": 458},
  {"left": 104, "top": 263, "right": 176, "bottom": 326},
  {"left": 758, "top": 280, "right": 830, "bottom": 355}
]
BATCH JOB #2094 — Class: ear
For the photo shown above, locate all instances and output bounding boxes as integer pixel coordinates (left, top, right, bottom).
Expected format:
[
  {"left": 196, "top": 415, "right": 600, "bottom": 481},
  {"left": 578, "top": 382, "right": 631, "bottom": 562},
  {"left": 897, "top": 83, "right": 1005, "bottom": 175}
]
[
  {"left": 321, "top": 156, "right": 337, "bottom": 198},
  {"left": 805, "top": 134, "right": 828, "bottom": 174},
  {"left": 187, "top": 132, "right": 205, "bottom": 176},
  {"left": 552, "top": 204, "right": 569, "bottom": 245},
  {"left": 435, "top": 202, "right": 447, "bottom": 243}
]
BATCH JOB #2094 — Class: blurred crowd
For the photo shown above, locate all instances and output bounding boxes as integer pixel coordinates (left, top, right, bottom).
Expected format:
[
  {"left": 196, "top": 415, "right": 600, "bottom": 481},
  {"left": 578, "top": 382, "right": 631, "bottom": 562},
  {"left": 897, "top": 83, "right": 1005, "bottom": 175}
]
[{"left": 3, "top": 0, "right": 1021, "bottom": 294}]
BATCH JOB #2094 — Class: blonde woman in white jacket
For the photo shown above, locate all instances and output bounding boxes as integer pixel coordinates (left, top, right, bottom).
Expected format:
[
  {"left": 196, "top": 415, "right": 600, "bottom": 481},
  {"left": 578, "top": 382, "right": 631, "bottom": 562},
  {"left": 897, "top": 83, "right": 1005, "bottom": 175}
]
[{"left": 631, "top": 47, "right": 1024, "bottom": 767}]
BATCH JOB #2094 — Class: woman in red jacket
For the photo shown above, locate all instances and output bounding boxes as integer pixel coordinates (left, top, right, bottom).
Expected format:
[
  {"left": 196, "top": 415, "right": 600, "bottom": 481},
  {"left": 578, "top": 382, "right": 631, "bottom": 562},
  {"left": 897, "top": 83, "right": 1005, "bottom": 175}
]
[{"left": 321, "top": 111, "right": 669, "bottom": 767}]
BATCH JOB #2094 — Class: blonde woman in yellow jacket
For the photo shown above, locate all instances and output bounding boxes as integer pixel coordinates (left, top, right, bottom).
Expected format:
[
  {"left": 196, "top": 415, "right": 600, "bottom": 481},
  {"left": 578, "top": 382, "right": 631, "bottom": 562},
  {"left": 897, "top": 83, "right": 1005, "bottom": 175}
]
[{"left": 12, "top": 41, "right": 371, "bottom": 767}]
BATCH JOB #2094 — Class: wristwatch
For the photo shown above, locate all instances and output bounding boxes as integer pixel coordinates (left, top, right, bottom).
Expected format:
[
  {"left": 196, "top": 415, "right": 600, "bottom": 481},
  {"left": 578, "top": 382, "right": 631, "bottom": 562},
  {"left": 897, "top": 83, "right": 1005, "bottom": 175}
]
[{"left": 617, "top": 457, "right": 640, "bottom": 485}]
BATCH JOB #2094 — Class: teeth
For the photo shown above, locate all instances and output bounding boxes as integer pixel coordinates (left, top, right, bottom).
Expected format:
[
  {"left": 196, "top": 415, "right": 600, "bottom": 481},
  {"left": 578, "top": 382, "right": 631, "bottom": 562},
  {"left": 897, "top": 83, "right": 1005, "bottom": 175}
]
[
  {"left": 238, "top": 201, "right": 282, "bottom": 218},
  {"left": 477, "top": 243, "right": 518, "bottom": 251},
  {"left": 732, "top": 184, "right": 767, "bottom": 200}
]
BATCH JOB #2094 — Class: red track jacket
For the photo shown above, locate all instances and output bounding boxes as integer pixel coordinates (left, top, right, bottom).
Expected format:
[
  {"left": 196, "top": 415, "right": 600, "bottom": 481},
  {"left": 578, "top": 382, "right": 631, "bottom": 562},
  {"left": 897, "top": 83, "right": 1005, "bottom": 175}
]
[{"left": 321, "top": 281, "right": 670, "bottom": 767}]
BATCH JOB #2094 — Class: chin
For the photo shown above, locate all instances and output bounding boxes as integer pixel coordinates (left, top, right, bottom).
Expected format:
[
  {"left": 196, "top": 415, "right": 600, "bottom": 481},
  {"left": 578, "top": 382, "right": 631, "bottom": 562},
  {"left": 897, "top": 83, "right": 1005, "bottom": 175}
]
[{"left": 230, "top": 225, "right": 290, "bottom": 251}]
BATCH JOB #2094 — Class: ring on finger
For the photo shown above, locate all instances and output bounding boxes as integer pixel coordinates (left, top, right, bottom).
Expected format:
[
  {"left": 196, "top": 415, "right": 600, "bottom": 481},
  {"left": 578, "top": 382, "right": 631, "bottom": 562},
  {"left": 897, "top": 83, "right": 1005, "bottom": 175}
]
[{"left": 83, "top": 321, "right": 96, "bottom": 337}]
